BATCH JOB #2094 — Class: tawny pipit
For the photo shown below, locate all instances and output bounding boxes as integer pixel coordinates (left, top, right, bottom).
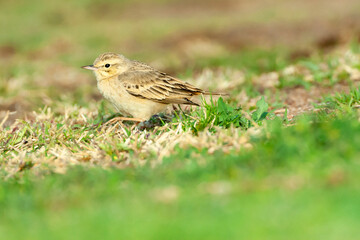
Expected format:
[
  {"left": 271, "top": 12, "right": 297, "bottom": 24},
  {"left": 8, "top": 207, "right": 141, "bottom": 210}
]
[{"left": 82, "top": 52, "right": 224, "bottom": 123}]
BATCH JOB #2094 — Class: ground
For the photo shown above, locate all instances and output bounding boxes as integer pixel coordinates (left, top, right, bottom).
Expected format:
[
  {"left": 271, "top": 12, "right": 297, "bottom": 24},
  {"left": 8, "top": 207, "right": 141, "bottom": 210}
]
[{"left": 1, "top": 0, "right": 360, "bottom": 239}]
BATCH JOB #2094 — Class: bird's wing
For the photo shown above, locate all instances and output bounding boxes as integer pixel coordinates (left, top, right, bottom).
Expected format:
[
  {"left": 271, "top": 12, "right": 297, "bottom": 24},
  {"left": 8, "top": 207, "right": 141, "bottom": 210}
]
[{"left": 118, "top": 70, "right": 204, "bottom": 105}]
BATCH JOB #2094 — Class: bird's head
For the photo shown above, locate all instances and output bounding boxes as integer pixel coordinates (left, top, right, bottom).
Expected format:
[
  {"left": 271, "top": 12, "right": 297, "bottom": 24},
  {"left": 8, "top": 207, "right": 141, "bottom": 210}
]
[{"left": 81, "top": 52, "right": 130, "bottom": 80}]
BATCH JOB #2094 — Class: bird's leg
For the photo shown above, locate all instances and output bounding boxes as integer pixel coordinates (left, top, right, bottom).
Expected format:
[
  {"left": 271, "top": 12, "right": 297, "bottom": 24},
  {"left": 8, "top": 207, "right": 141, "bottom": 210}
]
[
  {"left": 104, "top": 117, "right": 144, "bottom": 126},
  {"left": 130, "top": 122, "right": 141, "bottom": 131}
]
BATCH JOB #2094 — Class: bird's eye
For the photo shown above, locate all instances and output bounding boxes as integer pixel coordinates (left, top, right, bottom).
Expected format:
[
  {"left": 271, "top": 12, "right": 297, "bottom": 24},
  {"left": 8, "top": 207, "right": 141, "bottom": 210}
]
[{"left": 105, "top": 63, "right": 110, "bottom": 68}]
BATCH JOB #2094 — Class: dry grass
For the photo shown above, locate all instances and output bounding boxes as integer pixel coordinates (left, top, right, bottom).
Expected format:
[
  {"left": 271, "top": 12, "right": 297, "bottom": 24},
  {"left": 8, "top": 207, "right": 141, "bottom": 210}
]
[{"left": 0, "top": 102, "right": 257, "bottom": 178}]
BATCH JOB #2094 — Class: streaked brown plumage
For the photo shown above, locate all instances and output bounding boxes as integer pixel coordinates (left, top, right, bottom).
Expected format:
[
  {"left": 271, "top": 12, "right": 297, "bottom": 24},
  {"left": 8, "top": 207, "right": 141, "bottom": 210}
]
[{"left": 82, "top": 52, "right": 224, "bottom": 122}]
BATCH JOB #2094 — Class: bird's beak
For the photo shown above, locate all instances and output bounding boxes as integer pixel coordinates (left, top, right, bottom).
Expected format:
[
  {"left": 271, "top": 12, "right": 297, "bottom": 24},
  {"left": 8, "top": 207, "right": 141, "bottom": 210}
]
[{"left": 81, "top": 65, "right": 98, "bottom": 71}]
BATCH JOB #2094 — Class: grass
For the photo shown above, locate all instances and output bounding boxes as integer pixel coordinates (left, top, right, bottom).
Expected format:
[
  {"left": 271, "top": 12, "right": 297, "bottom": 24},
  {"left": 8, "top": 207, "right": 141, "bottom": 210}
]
[
  {"left": 2, "top": 114, "right": 360, "bottom": 239},
  {"left": 324, "top": 88, "right": 360, "bottom": 109},
  {"left": 2, "top": 44, "right": 360, "bottom": 238},
  {"left": 2, "top": 42, "right": 360, "bottom": 239},
  {"left": 2, "top": 0, "right": 360, "bottom": 239},
  {"left": 174, "top": 96, "right": 269, "bottom": 134},
  {"left": 4, "top": 174, "right": 357, "bottom": 240},
  {"left": 3, "top": 82, "right": 360, "bottom": 239}
]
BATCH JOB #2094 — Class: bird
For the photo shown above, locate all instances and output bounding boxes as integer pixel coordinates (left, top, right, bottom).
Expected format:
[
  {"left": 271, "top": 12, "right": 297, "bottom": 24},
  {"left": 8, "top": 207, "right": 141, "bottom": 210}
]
[{"left": 82, "top": 52, "right": 225, "bottom": 123}]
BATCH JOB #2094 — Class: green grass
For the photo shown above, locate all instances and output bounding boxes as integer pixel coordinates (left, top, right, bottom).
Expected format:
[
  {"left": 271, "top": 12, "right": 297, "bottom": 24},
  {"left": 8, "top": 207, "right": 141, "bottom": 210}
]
[
  {"left": 2, "top": 113, "right": 360, "bottom": 239},
  {"left": 324, "top": 88, "right": 360, "bottom": 109},
  {"left": 1, "top": 178, "right": 360, "bottom": 240},
  {"left": 174, "top": 96, "right": 270, "bottom": 134}
]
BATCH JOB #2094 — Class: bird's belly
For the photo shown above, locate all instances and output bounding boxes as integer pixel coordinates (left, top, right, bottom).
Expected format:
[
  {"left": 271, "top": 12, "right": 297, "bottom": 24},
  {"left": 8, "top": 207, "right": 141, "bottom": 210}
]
[
  {"left": 97, "top": 80, "right": 167, "bottom": 120},
  {"left": 116, "top": 100, "right": 167, "bottom": 120}
]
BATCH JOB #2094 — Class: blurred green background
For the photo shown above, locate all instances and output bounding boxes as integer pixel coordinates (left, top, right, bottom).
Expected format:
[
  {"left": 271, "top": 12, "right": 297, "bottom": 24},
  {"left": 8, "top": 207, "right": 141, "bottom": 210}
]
[{"left": 1, "top": 0, "right": 359, "bottom": 68}]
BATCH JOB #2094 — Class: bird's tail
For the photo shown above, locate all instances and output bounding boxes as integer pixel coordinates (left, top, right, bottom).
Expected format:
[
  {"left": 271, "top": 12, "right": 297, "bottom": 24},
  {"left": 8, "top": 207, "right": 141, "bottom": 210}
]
[{"left": 202, "top": 91, "right": 229, "bottom": 96}]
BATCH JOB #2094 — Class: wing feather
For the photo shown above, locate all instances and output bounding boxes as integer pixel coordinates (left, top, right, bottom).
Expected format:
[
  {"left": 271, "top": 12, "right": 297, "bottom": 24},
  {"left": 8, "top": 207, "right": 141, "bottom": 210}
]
[{"left": 118, "top": 70, "right": 203, "bottom": 105}]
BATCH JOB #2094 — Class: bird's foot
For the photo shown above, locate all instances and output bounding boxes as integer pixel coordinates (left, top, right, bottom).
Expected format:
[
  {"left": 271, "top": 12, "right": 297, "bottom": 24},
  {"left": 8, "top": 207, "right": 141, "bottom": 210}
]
[{"left": 104, "top": 117, "right": 144, "bottom": 128}]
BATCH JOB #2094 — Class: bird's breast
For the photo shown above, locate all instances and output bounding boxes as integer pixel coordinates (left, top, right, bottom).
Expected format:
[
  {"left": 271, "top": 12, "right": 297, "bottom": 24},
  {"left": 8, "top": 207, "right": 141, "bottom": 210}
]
[{"left": 97, "top": 78, "right": 166, "bottom": 119}]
